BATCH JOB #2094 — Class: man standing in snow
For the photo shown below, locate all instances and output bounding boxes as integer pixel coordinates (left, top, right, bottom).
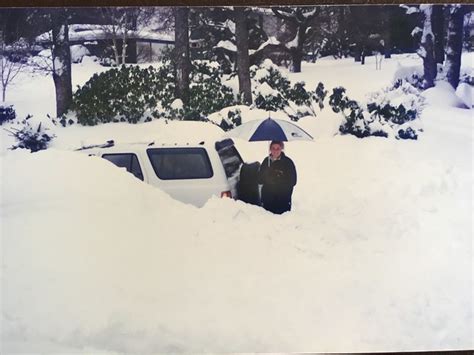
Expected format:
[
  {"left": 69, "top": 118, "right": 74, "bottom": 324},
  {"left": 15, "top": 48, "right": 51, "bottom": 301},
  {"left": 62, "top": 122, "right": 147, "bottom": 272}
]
[{"left": 258, "top": 140, "right": 297, "bottom": 214}]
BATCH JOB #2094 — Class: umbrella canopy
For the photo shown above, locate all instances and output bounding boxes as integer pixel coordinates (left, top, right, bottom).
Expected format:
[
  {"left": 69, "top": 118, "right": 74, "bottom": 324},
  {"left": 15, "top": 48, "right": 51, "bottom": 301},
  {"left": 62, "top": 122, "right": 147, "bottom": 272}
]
[{"left": 226, "top": 117, "right": 313, "bottom": 142}]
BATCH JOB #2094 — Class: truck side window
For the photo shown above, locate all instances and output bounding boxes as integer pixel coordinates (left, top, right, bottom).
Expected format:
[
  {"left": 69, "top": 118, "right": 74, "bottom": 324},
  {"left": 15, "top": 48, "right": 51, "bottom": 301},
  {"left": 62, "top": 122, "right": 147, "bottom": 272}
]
[
  {"left": 147, "top": 148, "right": 213, "bottom": 180},
  {"left": 102, "top": 153, "right": 144, "bottom": 181}
]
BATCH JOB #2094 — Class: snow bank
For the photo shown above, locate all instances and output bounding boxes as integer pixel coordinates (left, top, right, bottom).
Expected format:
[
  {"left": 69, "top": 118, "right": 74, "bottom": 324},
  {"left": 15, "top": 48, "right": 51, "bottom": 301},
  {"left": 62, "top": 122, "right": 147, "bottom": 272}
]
[
  {"left": 1, "top": 51, "right": 473, "bottom": 353},
  {"left": 297, "top": 110, "right": 343, "bottom": 139},
  {"left": 456, "top": 82, "right": 473, "bottom": 108},
  {"left": 2, "top": 107, "right": 472, "bottom": 352},
  {"left": 422, "top": 81, "right": 469, "bottom": 109},
  {"left": 70, "top": 44, "right": 90, "bottom": 63}
]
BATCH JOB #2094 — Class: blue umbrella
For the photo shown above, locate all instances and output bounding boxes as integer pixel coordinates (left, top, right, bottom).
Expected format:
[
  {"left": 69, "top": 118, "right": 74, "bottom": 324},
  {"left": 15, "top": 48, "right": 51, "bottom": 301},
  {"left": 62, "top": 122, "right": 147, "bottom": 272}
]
[{"left": 226, "top": 117, "right": 313, "bottom": 142}]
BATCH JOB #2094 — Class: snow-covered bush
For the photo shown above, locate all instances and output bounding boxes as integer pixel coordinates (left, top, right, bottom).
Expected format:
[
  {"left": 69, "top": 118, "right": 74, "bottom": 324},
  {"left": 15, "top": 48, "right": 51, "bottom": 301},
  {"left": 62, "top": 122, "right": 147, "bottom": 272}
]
[
  {"left": 254, "top": 82, "right": 287, "bottom": 111},
  {"left": 72, "top": 63, "right": 174, "bottom": 125},
  {"left": 72, "top": 58, "right": 235, "bottom": 125},
  {"left": 393, "top": 64, "right": 424, "bottom": 90},
  {"left": 251, "top": 59, "right": 327, "bottom": 120},
  {"left": 7, "top": 115, "right": 55, "bottom": 152},
  {"left": 252, "top": 59, "right": 292, "bottom": 98},
  {"left": 284, "top": 82, "right": 328, "bottom": 120},
  {"left": 0, "top": 105, "right": 16, "bottom": 125},
  {"left": 331, "top": 83, "right": 425, "bottom": 140},
  {"left": 393, "top": 74, "right": 424, "bottom": 90},
  {"left": 99, "top": 57, "right": 116, "bottom": 67},
  {"left": 218, "top": 107, "right": 242, "bottom": 131},
  {"left": 207, "top": 105, "right": 246, "bottom": 131},
  {"left": 367, "top": 81, "right": 425, "bottom": 125},
  {"left": 185, "top": 60, "right": 235, "bottom": 120},
  {"left": 330, "top": 88, "right": 378, "bottom": 138},
  {"left": 460, "top": 70, "right": 473, "bottom": 86},
  {"left": 252, "top": 59, "right": 291, "bottom": 111}
]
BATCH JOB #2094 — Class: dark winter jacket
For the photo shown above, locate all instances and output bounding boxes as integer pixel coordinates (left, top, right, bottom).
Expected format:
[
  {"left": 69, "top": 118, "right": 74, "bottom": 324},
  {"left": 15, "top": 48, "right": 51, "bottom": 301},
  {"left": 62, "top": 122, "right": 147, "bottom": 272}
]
[{"left": 257, "top": 152, "right": 297, "bottom": 214}]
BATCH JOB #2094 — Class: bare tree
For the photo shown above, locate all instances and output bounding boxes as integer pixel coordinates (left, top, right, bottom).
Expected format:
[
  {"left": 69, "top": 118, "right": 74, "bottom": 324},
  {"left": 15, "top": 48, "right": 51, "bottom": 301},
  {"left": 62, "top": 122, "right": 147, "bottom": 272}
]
[
  {"left": 98, "top": 7, "right": 160, "bottom": 65},
  {"left": 234, "top": 7, "right": 252, "bottom": 105},
  {"left": 174, "top": 7, "right": 191, "bottom": 106},
  {"left": 0, "top": 36, "right": 28, "bottom": 102},
  {"left": 99, "top": 8, "right": 133, "bottom": 65}
]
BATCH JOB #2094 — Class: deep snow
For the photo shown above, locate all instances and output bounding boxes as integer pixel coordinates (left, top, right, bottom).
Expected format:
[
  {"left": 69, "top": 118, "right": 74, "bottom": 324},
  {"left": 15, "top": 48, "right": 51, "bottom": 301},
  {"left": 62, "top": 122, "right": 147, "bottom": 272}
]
[{"left": 1, "top": 52, "right": 473, "bottom": 353}]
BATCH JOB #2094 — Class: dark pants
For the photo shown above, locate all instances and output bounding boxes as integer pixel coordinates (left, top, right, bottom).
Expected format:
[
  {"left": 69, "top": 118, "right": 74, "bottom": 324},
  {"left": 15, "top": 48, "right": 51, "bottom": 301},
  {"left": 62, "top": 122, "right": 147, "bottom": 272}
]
[{"left": 261, "top": 188, "right": 292, "bottom": 214}]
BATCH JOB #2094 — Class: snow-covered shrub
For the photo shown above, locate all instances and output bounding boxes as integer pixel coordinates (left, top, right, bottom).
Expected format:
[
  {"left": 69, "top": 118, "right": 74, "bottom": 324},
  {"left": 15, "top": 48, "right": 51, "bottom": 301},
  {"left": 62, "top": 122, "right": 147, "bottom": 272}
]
[
  {"left": 393, "top": 64, "right": 424, "bottom": 90},
  {"left": 219, "top": 108, "right": 242, "bottom": 131},
  {"left": 252, "top": 59, "right": 292, "bottom": 98},
  {"left": 331, "top": 83, "right": 425, "bottom": 140},
  {"left": 284, "top": 82, "right": 329, "bottom": 120},
  {"left": 7, "top": 115, "right": 55, "bottom": 152},
  {"left": 185, "top": 60, "right": 236, "bottom": 120},
  {"left": 393, "top": 74, "right": 424, "bottom": 90},
  {"left": 367, "top": 81, "right": 425, "bottom": 125},
  {"left": 72, "top": 63, "right": 174, "bottom": 125},
  {"left": 57, "top": 113, "right": 77, "bottom": 127},
  {"left": 251, "top": 59, "right": 291, "bottom": 111},
  {"left": 99, "top": 57, "right": 116, "bottom": 67},
  {"left": 252, "top": 59, "right": 327, "bottom": 120},
  {"left": 254, "top": 82, "right": 288, "bottom": 111},
  {"left": 329, "top": 87, "right": 359, "bottom": 114},
  {"left": 330, "top": 87, "right": 387, "bottom": 138},
  {"left": 72, "top": 58, "right": 235, "bottom": 125},
  {"left": 207, "top": 105, "right": 246, "bottom": 131},
  {"left": 0, "top": 105, "right": 16, "bottom": 125},
  {"left": 398, "top": 127, "right": 418, "bottom": 140},
  {"left": 315, "top": 82, "right": 328, "bottom": 109},
  {"left": 460, "top": 71, "right": 473, "bottom": 86}
]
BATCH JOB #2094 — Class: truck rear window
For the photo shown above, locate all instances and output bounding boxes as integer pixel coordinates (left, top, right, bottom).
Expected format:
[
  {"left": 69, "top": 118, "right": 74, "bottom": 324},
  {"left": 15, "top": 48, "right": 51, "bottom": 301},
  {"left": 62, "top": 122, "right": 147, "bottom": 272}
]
[
  {"left": 215, "top": 140, "right": 243, "bottom": 179},
  {"left": 147, "top": 148, "right": 213, "bottom": 180}
]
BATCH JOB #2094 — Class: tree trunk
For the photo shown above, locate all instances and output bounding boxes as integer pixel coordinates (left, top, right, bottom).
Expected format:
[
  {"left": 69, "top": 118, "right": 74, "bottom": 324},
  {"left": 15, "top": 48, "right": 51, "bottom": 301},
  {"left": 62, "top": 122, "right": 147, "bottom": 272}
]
[
  {"left": 382, "top": 6, "right": 392, "bottom": 59},
  {"left": 125, "top": 11, "right": 137, "bottom": 64},
  {"left": 422, "top": 34, "right": 436, "bottom": 88},
  {"left": 354, "top": 46, "right": 361, "bottom": 62},
  {"left": 111, "top": 37, "right": 120, "bottom": 65},
  {"left": 432, "top": 5, "right": 445, "bottom": 64},
  {"left": 421, "top": 6, "right": 437, "bottom": 89},
  {"left": 290, "top": 51, "right": 302, "bottom": 72},
  {"left": 234, "top": 7, "right": 252, "bottom": 105},
  {"left": 126, "top": 39, "right": 137, "bottom": 63},
  {"left": 51, "top": 9, "right": 72, "bottom": 117},
  {"left": 445, "top": 5, "right": 465, "bottom": 89},
  {"left": 290, "top": 26, "right": 305, "bottom": 73},
  {"left": 384, "top": 41, "right": 391, "bottom": 59},
  {"left": 174, "top": 7, "right": 191, "bottom": 106}
]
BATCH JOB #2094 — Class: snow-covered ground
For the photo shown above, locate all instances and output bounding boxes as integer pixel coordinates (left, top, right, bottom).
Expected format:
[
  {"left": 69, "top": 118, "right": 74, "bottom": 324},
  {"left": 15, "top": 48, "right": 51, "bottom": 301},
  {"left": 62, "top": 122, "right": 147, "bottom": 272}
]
[{"left": 1, "top": 53, "right": 473, "bottom": 353}]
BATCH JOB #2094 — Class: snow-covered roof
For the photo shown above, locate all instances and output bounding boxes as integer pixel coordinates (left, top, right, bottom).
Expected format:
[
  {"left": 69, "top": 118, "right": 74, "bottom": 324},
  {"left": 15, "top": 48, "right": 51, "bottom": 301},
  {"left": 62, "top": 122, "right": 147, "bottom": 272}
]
[{"left": 36, "top": 24, "right": 174, "bottom": 44}]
